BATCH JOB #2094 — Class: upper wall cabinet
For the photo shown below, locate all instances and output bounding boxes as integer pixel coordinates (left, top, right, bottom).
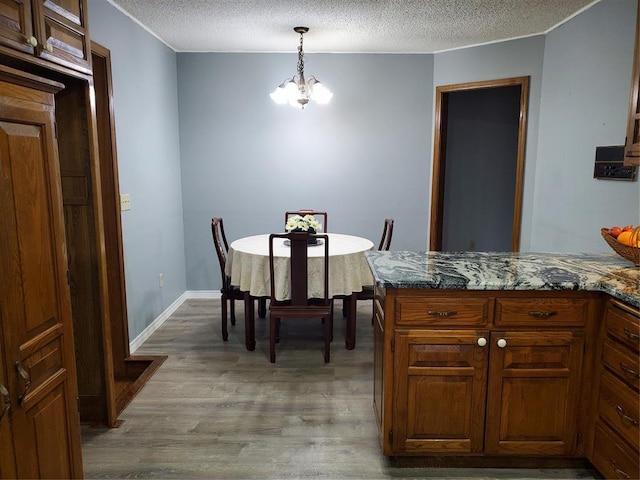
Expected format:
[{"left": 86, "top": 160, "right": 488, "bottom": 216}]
[
  {"left": 0, "top": 0, "right": 91, "bottom": 75},
  {"left": 624, "top": 1, "right": 640, "bottom": 166}
]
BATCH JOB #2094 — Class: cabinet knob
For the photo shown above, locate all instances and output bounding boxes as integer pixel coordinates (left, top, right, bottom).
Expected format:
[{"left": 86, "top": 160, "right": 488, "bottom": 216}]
[
  {"left": 26, "top": 36, "right": 37, "bottom": 47},
  {"left": 497, "top": 338, "right": 507, "bottom": 348},
  {"left": 477, "top": 337, "right": 487, "bottom": 347},
  {"left": 45, "top": 43, "right": 53, "bottom": 53}
]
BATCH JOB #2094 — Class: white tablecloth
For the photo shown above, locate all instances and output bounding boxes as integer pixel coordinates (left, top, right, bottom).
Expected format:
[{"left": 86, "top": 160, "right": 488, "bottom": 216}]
[{"left": 226, "top": 233, "right": 374, "bottom": 301}]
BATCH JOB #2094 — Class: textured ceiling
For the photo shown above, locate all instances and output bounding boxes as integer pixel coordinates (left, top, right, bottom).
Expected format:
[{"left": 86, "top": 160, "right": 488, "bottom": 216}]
[{"left": 105, "top": 0, "right": 600, "bottom": 54}]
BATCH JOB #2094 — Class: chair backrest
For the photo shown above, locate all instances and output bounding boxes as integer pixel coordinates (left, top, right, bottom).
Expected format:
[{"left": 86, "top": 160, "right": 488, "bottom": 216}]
[
  {"left": 378, "top": 218, "right": 394, "bottom": 251},
  {"left": 269, "top": 232, "right": 329, "bottom": 306},
  {"left": 217, "top": 216, "right": 229, "bottom": 251},
  {"left": 284, "top": 210, "right": 328, "bottom": 232},
  {"left": 211, "top": 217, "right": 229, "bottom": 288}
]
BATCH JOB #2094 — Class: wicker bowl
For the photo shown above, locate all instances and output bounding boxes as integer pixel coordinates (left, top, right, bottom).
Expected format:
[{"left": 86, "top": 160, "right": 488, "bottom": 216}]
[{"left": 601, "top": 227, "right": 640, "bottom": 266}]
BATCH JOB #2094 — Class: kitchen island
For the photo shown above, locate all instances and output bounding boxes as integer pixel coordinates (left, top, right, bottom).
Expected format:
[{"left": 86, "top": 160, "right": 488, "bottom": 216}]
[{"left": 365, "top": 251, "right": 639, "bottom": 478}]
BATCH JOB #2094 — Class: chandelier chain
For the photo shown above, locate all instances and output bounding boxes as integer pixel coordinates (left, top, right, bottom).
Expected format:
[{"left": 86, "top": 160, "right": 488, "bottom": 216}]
[{"left": 297, "top": 31, "right": 305, "bottom": 78}]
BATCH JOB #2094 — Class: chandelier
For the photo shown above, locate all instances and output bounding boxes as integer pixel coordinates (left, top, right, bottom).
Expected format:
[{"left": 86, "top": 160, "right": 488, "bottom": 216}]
[{"left": 270, "top": 27, "right": 333, "bottom": 109}]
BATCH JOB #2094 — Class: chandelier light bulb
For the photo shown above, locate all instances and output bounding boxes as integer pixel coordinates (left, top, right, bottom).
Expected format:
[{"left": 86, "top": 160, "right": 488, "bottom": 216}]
[{"left": 270, "top": 27, "right": 332, "bottom": 109}]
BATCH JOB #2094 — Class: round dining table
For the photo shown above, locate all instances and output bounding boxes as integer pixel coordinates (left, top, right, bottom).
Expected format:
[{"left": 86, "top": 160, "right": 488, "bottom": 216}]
[{"left": 226, "top": 233, "right": 374, "bottom": 350}]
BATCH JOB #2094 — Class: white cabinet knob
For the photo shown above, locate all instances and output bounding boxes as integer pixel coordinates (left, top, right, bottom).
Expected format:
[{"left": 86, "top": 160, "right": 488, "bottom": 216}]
[
  {"left": 497, "top": 338, "right": 507, "bottom": 348},
  {"left": 27, "top": 36, "right": 37, "bottom": 47},
  {"left": 45, "top": 43, "right": 53, "bottom": 52},
  {"left": 477, "top": 337, "right": 487, "bottom": 347}
]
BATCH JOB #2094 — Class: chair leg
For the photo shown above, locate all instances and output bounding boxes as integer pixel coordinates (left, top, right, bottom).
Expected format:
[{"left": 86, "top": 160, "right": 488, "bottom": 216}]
[
  {"left": 230, "top": 299, "right": 236, "bottom": 326},
  {"left": 221, "top": 296, "right": 228, "bottom": 341},
  {"left": 269, "top": 315, "right": 277, "bottom": 363},
  {"left": 342, "top": 297, "right": 348, "bottom": 317},
  {"left": 244, "top": 293, "right": 256, "bottom": 351},
  {"left": 323, "top": 314, "right": 332, "bottom": 363},
  {"left": 258, "top": 298, "right": 267, "bottom": 318}
]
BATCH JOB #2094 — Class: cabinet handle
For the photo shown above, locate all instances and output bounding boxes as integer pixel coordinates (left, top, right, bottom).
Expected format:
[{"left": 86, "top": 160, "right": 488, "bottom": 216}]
[
  {"left": 615, "top": 405, "right": 639, "bottom": 426},
  {"left": 427, "top": 310, "right": 457, "bottom": 317},
  {"left": 527, "top": 310, "right": 557, "bottom": 318},
  {"left": 477, "top": 337, "right": 487, "bottom": 347},
  {"left": 0, "top": 383, "right": 10, "bottom": 422},
  {"left": 623, "top": 328, "right": 640, "bottom": 341},
  {"left": 619, "top": 362, "right": 640, "bottom": 379},
  {"left": 14, "top": 361, "right": 30, "bottom": 406},
  {"left": 26, "top": 36, "right": 37, "bottom": 47},
  {"left": 45, "top": 43, "right": 53, "bottom": 53},
  {"left": 609, "top": 459, "right": 631, "bottom": 479},
  {"left": 497, "top": 338, "right": 507, "bottom": 348}
]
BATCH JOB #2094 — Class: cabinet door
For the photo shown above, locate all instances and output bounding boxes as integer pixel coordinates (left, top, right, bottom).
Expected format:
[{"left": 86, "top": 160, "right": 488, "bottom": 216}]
[
  {"left": 393, "top": 329, "right": 489, "bottom": 454},
  {"left": 0, "top": 0, "right": 35, "bottom": 54},
  {"left": 485, "top": 330, "right": 584, "bottom": 455},
  {"left": 0, "top": 74, "right": 83, "bottom": 478},
  {"left": 31, "top": 0, "right": 91, "bottom": 73}
]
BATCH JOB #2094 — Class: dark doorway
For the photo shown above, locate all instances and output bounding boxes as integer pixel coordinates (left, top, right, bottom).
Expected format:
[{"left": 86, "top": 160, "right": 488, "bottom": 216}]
[{"left": 430, "top": 77, "right": 529, "bottom": 252}]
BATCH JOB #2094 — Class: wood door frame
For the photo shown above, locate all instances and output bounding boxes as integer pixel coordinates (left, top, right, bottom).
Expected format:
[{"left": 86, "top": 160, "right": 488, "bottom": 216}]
[
  {"left": 90, "top": 42, "right": 167, "bottom": 423},
  {"left": 91, "top": 42, "right": 131, "bottom": 372},
  {"left": 429, "top": 76, "right": 529, "bottom": 252}
]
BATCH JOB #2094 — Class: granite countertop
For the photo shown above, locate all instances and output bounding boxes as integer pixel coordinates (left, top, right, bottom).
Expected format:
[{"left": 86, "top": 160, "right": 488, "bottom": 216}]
[{"left": 364, "top": 251, "right": 640, "bottom": 308}]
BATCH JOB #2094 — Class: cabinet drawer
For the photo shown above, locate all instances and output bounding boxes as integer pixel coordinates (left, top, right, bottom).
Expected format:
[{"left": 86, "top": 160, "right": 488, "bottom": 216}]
[
  {"left": 606, "top": 303, "right": 640, "bottom": 354},
  {"left": 591, "top": 421, "right": 639, "bottom": 480},
  {"left": 394, "top": 297, "right": 491, "bottom": 326},
  {"left": 602, "top": 338, "right": 640, "bottom": 391},
  {"left": 495, "top": 297, "right": 588, "bottom": 327},
  {"left": 598, "top": 370, "right": 639, "bottom": 451}
]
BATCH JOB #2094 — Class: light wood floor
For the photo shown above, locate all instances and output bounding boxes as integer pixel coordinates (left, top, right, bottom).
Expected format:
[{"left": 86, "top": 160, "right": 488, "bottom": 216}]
[{"left": 81, "top": 298, "right": 601, "bottom": 479}]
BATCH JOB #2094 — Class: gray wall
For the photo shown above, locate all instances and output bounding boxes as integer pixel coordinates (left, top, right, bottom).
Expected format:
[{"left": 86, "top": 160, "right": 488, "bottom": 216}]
[
  {"left": 532, "top": 0, "right": 640, "bottom": 252},
  {"left": 177, "top": 53, "right": 434, "bottom": 291},
  {"left": 89, "top": 0, "right": 639, "bottom": 339},
  {"left": 88, "top": 0, "right": 187, "bottom": 338}
]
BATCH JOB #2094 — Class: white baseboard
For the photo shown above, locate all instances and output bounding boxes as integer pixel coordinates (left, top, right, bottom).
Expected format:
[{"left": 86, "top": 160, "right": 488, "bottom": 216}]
[
  {"left": 184, "top": 290, "right": 221, "bottom": 299},
  {"left": 129, "top": 290, "right": 221, "bottom": 353}
]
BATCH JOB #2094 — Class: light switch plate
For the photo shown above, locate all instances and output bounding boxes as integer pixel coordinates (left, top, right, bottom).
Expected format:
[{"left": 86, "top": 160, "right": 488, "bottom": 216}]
[{"left": 120, "top": 193, "right": 131, "bottom": 211}]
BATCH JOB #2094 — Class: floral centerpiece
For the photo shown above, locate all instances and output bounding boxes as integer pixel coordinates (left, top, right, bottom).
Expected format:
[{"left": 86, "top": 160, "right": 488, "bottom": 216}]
[
  {"left": 286, "top": 214, "right": 321, "bottom": 233},
  {"left": 286, "top": 214, "right": 322, "bottom": 244}
]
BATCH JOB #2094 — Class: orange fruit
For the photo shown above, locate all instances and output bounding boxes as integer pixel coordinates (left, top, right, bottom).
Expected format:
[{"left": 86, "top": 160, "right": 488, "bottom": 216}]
[{"left": 617, "top": 230, "right": 638, "bottom": 246}]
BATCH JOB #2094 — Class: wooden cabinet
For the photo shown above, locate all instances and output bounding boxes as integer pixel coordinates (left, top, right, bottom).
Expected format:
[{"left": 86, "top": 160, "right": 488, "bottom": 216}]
[
  {"left": 485, "top": 330, "right": 583, "bottom": 455},
  {"left": 589, "top": 299, "right": 639, "bottom": 479},
  {"left": 376, "top": 289, "right": 596, "bottom": 460},
  {"left": 624, "top": 0, "right": 640, "bottom": 166},
  {"left": 0, "top": 65, "right": 83, "bottom": 478},
  {"left": 0, "top": 0, "right": 91, "bottom": 74},
  {"left": 393, "top": 329, "right": 488, "bottom": 454}
]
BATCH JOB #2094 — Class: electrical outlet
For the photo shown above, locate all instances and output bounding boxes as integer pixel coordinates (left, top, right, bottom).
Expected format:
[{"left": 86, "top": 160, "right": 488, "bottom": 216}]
[
  {"left": 159, "top": 273, "right": 164, "bottom": 288},
  {"left": 120, "top": 193, "right": 131, "bottom": 211},
  {"left": 469, "top": 240, "right": 476, "bottom": 250}
]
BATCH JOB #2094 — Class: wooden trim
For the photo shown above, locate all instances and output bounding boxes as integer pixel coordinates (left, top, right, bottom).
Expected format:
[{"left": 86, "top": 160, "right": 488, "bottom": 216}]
[
  {"left": 91, "top": 41, "right": 131, "bottom": 371},
  {"left": 0, "top": 63, "right": 64, "bottom": 93},
  {"left": 430, "top": 76, "right": 529, "bottom": 252}
]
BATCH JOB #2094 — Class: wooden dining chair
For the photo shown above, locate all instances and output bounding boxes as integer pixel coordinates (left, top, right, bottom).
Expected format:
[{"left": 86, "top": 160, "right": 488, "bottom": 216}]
[
  {"left": 211, "top": 217, "right": 249, "bottom": 342},
  {"left": 268, "top": 231, "right": 332, "bottom": 363},
  {"left": 214, "top": 216, "right": 267, "bottom": 320},
  {"left": 342, "top": 218, "right": 394, "bottom": 319},
  {"left": 285, "top": 210, "right": 328, "bottom": 232}
]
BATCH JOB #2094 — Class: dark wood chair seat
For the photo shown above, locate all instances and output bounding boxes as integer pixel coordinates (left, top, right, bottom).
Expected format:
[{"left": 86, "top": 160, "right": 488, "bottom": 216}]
[{"left": 268, "top": 231, "right": 332, "bottom": 363}]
